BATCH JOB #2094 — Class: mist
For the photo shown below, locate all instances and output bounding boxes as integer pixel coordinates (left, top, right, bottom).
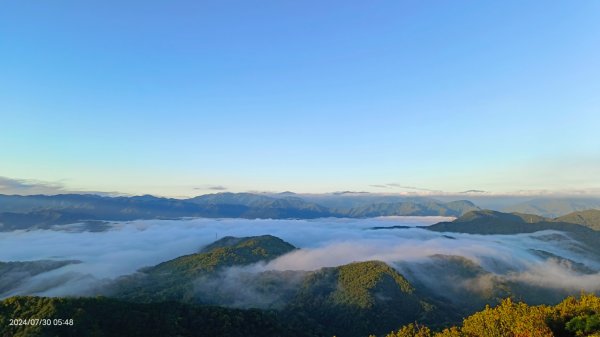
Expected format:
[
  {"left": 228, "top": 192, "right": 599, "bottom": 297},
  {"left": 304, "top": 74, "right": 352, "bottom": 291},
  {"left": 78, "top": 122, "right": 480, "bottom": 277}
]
[{"left": 1, "top": 216, "right": 599, "bottom": 303}]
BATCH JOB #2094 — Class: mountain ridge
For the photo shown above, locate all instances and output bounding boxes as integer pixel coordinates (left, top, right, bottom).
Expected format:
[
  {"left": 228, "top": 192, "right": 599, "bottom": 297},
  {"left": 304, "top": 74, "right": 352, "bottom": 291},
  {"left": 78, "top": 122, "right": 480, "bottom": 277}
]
[{"left": 0, "top": 193, "right": 478, "bottom": 230}]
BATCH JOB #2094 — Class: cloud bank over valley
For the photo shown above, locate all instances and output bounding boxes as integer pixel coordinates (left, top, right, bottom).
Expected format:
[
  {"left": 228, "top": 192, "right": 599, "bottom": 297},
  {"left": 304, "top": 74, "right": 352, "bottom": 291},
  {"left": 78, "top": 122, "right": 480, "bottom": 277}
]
[{"left": 1, "top": 216, "right": 599, "bottom": 305}]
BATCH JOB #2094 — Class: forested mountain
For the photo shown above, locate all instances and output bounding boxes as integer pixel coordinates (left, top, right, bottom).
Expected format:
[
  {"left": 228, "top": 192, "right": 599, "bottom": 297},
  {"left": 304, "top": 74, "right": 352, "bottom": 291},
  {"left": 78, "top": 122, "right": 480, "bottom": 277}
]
[
  {"left": 2, "top": 294, "right": 599, "bottom": 337},
  {"left": 109, "top": 235, "right": 296, "bottom": 302},
  {"left": 0, "top": 296, "right": 308, "bottom": 337},
  {"left": 427, "top": 210, "right": 600, "bottom": 255},
  {"left": 279, "top": 261, "right": 450, "bottom": 337},
  {"left": 426, "top": 209, "right": 599, "bottom": 235},
  {"left": 555, "top": 209, "right": 600, "bottom": 231},
  {"left": 386, "top": 294, "right": 600, "bottom": 337},
  {"left": 429, "top": 209, "right": 600, "bottom": 233},
  {"left": 107, "top": 236, "right": 456, "bottom": 336}
]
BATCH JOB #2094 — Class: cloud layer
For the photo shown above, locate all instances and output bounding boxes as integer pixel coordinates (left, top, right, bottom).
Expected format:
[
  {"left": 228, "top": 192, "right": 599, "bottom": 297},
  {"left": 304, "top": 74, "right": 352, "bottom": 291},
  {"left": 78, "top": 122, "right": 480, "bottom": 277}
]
[{"left": 1, "top": 217, "right": 599, "bottom": 300}]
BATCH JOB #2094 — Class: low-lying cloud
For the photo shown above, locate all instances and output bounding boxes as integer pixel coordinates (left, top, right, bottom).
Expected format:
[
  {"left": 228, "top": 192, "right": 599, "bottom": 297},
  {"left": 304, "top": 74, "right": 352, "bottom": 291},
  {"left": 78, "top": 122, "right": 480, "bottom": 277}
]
[{"left": 0, "top": 217, "right": 599, "bottom": 302}]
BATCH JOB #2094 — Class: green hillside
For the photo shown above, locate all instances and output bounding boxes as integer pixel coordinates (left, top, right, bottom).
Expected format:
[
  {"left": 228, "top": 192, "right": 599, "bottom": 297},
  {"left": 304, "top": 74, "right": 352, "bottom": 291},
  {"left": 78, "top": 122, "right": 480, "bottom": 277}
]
[
  {"left": 3, "top": 294, "right": 600, "bottom": 337},
  {"left": 427, "top": 210, "right": 600, "bottom": 258},
  {"left": 150, "top": 235, "right": 295, "bottom": 275},
  {"left": 110, "top": 235, "right": 296, "bottom": 302},
  {"left": 281, "top": 261, "right": 442, "bottom": 337},
  {"left": 0, "top": 296, "right": 307, "bottom": 337},
  {"left": 555, "top": 210, "right": 600, "bottom": 231},
  {"left": 110, "top": 237, "right": 441, "bottom": 337},
  {"left": 109, "top": 235, "right": 449, "bottom": 337},
  {"left": 386, "top": 293, "right": 600, "bottom": 337},
  {"left": 438, "top": 209, "right": 600, "bottom": 233}
]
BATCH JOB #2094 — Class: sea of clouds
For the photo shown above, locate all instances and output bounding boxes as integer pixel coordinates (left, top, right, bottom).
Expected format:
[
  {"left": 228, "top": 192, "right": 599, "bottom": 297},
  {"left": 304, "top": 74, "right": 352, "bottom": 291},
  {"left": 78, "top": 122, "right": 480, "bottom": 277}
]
[{"left": 1, "top": 216, "right": 599, "bottom": 300}]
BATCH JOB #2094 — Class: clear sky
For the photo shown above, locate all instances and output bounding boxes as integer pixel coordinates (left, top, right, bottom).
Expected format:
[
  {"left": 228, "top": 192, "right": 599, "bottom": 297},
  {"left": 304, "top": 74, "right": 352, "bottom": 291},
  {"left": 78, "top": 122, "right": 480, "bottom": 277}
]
[{"left": 1, "top": 1, "right": 599, "bottom": 197}]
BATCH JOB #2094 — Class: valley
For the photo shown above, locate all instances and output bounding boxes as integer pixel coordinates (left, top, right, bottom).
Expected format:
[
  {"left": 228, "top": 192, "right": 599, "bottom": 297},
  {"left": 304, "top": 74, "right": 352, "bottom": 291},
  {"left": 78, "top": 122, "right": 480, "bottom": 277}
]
[{"left": 1, "top": 205, "right": 600, "bottom": 336}]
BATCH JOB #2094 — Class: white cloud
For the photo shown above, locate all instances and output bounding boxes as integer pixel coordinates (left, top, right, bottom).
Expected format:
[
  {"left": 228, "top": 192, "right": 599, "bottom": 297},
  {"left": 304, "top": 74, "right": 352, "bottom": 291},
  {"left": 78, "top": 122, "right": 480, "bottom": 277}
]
[{"left": 0, "top": 217, "right": 598, "bottom": 299}]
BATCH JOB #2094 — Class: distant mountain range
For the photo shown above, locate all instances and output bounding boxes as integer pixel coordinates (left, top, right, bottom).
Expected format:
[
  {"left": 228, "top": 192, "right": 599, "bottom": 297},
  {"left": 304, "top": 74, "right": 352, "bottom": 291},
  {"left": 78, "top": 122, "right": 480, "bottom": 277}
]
[
  {"left": 0, "top": 193, "right": 478, "bottom": 231},
  {"left": 503, "top": 197, "right": 600, "bottom": 217},
  {"left": 1, "top": 192, "right": 599, "bottom": 232},
  {"left": 344, "top": 199, "right": 477, "bottom": 217}
]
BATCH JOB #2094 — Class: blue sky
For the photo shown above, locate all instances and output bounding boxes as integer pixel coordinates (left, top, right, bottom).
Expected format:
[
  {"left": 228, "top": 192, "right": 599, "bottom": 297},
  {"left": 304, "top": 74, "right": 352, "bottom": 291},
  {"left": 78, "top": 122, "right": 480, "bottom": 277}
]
[{"left": 1, "top": 1, "right": 599, "bottom": 197}]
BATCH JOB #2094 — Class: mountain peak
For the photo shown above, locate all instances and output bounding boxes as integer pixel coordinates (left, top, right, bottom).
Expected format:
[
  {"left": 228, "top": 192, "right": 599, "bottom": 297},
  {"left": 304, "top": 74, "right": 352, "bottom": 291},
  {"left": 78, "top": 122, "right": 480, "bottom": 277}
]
[{"left": 201, "top": 235, "right": 296, "bottom": 254}]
